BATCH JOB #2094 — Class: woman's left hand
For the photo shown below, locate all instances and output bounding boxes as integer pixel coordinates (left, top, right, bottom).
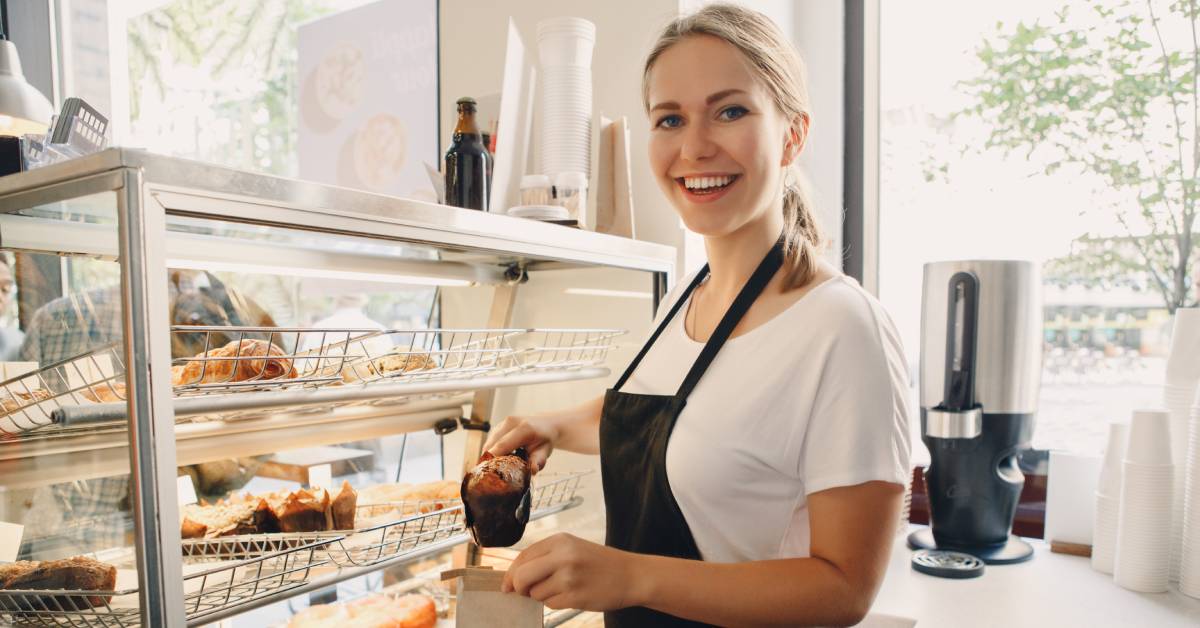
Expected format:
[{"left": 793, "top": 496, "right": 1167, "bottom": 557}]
[{"left": 501, "top": 533, "right": 646, "bottom": 611}]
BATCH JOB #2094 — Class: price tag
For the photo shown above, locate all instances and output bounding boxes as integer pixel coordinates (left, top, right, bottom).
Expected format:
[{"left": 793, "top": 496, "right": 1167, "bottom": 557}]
[
  {"left": 177, "top": 474, "right": 198, "bottom": 507},
  {"left": 0, "top": 362, "right": 37, "bottom": 380},
  {"left": 0, "top": 521, "right": 24, "bottom": 562},
  {"left": 308, "top": 464, "right": 332, "bottom": 491}
]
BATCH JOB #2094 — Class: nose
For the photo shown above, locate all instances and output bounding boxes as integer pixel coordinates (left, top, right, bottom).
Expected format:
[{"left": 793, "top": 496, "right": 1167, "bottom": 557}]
[{"left": 679, "top": 118, "right": 717, "bottom": 163}]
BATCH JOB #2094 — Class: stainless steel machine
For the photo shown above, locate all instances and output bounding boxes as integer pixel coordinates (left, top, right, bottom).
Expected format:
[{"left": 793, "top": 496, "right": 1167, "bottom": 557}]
[{"left": 907, "top": 260, "right": 1042, "bottom": 564}]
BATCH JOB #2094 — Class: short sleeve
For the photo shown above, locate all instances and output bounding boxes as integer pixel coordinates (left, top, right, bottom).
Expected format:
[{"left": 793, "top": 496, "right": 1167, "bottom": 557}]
[{"left": 800, "top": 287, "right": 912, "bottom": 495}]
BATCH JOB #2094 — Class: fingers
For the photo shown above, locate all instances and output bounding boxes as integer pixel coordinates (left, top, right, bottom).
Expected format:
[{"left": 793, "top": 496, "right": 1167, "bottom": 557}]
[
  {"left": 482, "top": 416, "right": 516, "bottom": 452},
  {"left": 487, "top": 420, "right": 543, "bottom": 458},
  {"left": 527, "top": 572, "right": 568, "bottom": 603},
  {"left": 528, "top": 443, "right": 551, "bottom": 474},
  {"left": 507, "top": 553, "right": 561, "bottom": 597},
  {"left": 502, "top": 536, "right": 562, "bottom": 593}
]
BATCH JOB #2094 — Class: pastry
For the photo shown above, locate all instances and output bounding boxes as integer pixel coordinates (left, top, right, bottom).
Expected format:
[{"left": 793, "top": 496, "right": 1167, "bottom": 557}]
[
  {"left": 461, "top": 449, "right": 532, "bottom": 547},
  {"left": 286, "top": 593, "right": 436, "bottom": 628},
  {"left": 330, "top": 481, "right": 357, "bottom": 530},
  {"left": 79, "top": 382, "right": 125, "bottom": 403},
  {"left": 180, "top": 497, "right": 262, "bottom": 539},
  {"left": 180, "top": 484, "right": 357, "bottom": 538},
  {"left": 367, "top": 352, "right": 437, "bottom": 377},
  {"left": 0, "top": 556, "right": 117, "bottom": 610},
  {"left": 276, "top": 488, "right": 331, "bottom": 533},
  {"left": 0, "top": 389, "right": 50, "bottom": 413},
  {"left": 357, "top": 479, "right": 460, "bottom": 514},
  {"left": 174, "top": 339, "right": 297, "bottom": 386}
]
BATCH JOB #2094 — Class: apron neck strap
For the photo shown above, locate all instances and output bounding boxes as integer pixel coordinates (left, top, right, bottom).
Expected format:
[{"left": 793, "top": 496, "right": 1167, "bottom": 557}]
[
  {"left": 675, "top": 238, "right": 785, "bottom": 399},
  {"left": 613, "top": 266, "right": 710, "bottom": 391}
]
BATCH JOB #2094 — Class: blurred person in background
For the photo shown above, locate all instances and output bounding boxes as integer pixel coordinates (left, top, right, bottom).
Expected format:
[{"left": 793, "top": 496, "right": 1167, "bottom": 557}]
[{"left": 0, "top": 256, "right": 24, "bottom": 360}]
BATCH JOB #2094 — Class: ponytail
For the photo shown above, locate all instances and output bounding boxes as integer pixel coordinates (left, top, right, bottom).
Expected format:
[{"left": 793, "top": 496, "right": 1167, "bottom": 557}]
[{"left": 780, "top": 167, "right": 824, "bottom": 290}]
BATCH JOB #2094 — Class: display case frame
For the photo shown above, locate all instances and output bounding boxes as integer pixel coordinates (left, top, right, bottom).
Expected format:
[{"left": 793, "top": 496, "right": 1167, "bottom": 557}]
[{"left": 0, "top": 148, "right": 674, "bottom": 626}]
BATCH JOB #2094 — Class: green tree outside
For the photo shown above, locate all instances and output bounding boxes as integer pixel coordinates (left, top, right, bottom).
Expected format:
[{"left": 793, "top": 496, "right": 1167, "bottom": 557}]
[{"left": 954, "top": 0, "right": 1198, "bottom": 312}]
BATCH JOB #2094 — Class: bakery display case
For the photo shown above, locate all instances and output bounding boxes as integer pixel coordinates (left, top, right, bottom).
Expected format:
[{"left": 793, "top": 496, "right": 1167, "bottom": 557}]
[{"left": 0, "top": 149, "right": 674, "bottom": 626}]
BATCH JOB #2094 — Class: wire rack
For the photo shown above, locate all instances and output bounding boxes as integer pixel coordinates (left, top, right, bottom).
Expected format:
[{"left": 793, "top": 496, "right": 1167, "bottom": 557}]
[
  {"left": 0, "top": 537, "right": 339, "bottom": 627},
  {"left": 0, "top": 344, "right": 127, "bottom": 438},
  {"left": 0, "top": 327, "right": 623, "bottom": 439},
  {"left": 511, "top": 329, "right": 626, "bottom": 371},
  {"left": 179, "top": 471, "right": 588, "bottom": 569}
]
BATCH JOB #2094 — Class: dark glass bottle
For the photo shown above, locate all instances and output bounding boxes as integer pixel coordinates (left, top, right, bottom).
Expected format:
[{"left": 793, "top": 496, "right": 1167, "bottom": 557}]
[{"left": 444, "top": 97, "right": 490, "bottom": 211}]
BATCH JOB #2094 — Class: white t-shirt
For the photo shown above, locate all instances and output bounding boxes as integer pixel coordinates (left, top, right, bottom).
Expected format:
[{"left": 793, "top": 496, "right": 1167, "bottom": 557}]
[{"left": 620, "top": 271, "right": 912, "bottom": 563}]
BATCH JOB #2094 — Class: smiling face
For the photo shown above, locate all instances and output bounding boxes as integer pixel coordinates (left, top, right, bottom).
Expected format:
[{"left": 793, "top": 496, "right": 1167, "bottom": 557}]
[{"left": 646, "top": 34, "right": 803, "bottom": 239}]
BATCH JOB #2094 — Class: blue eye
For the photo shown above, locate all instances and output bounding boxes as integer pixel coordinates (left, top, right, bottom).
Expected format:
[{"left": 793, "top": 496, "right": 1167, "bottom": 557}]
[
  {"left": 718, "top": 105, "right": 748, "bottom": 121},
  {"left": 655, "top": 114, "right": 683, "bottom": 129}
]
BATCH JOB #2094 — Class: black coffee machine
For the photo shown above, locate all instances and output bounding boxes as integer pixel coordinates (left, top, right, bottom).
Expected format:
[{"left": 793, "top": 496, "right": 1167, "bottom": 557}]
[{"left": 907, "top": 260, "right": 1041, "bottom": 564}]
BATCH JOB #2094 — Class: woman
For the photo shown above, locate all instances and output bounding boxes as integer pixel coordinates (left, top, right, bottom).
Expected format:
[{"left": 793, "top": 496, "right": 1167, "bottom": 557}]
[{"left": 485, "top": 4, "right": 911, "bottom": 626}]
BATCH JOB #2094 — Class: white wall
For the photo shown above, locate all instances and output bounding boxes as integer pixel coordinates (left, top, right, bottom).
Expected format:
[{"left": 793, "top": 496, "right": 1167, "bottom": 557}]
[{"left": 438, "top": 0, "right": 685, "bottom": 268}]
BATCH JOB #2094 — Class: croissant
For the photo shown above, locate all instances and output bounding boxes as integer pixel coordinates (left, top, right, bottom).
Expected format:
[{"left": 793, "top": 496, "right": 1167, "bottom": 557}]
[{"left": 175, "top": 339, "right": 297, "bottom": 386}]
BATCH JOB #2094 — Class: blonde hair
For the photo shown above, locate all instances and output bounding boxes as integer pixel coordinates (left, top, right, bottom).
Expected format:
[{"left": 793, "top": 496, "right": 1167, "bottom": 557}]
[{"left": 643, "top": 2, "right": 825, "bottom": 289}]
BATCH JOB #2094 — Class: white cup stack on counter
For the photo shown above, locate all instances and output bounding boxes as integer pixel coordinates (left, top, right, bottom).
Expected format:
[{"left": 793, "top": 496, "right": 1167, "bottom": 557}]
[
  {"left": 1095, "top": 307, "right": 1200, "bottom": 599},
  {"left": 1113, "top": 409, "right": 1174, "bottom": 592},
  {"left": 1092, "top": 422, "right": 1127, "bottom": 575},
  {"left": 1165, "top": 308, "right": 1200, "bottom": 587}
]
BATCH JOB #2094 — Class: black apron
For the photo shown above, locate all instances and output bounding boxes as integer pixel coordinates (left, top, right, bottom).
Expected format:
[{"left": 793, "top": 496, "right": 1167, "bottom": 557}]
[{"left": 600, "top": 239, "right": 785, "bottom": 627}]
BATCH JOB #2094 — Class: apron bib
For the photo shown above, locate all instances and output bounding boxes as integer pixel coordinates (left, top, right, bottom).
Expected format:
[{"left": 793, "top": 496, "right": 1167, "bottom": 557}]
[{"left": 600, "top": 239, "right": 785, "bottom": 627}]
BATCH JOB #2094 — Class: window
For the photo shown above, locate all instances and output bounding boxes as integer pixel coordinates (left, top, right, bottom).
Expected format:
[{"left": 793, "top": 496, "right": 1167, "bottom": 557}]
[
  {"left": 63, "top": 0, "right": 437, "bottom": 201},
  {"left": 880, "top": 0, "right": 1197, "bottom": 460}
]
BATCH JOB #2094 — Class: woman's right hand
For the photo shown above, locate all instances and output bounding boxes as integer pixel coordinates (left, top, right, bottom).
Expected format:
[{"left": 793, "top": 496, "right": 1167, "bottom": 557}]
[{"left": 483, "top": 415, "right": 560, "bottom": 474}]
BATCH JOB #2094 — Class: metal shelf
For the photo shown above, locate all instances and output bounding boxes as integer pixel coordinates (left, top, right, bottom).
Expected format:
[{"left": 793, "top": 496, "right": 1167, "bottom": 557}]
[
  {"left": 0, "top": 366, "right": 608, "bottom": 488},
  {"left": 189, "top": 495, "right": 585, "bottom": 626},
  {"left": 0, "top": 148, "right": 675, "bottom": 277}
]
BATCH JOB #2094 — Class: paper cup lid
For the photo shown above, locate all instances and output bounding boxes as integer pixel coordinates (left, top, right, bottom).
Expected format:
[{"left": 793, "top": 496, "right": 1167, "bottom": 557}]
[{"left": 911, "top": 550, "right": 985, "bottom": 579}]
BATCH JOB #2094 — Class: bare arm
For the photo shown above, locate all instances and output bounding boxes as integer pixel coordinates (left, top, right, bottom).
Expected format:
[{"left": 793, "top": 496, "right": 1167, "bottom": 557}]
[
  {"left": 635, "top": 481, "right": 903, "bottom": 626},
  {"left": 505, "top": 480, "right": 904, "bottom": 626},
  {"left": 483, "top": 394, "right": 605, "bottom": 470}
]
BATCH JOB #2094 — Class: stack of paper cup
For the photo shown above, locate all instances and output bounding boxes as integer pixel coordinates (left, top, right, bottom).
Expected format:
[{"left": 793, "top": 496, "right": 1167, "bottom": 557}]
[
  {"left": 1166, "top": 308, "right": 1200, "bottom": 581},
  {"left": 1165, "top": 381, "right": 1194, "bottom": 581},
  {"left": 1092, "top": 422, "right": 1129, "bottom": 574},
  {"left": 537, "top": 17, "right": 595, "bottom": 179},
  {"left": 1114, "top": 409, "right": 1175, "bottom": 592},
  {"left": 1180, "top": 392, "right": 1200, "bottom": 598}
]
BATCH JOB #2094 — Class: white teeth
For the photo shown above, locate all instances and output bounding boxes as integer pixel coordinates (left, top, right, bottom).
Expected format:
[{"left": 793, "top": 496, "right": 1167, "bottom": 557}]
[{"left": 683, "top": 175, "right": 734, "bottom": 190}]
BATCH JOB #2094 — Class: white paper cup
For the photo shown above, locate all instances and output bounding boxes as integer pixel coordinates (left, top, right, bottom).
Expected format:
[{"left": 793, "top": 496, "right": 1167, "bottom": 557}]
[
  {"left": 1092, "top": 493, "right": 1122, "bottom": 573},
  {"left": 1126, "top": 409, "right": 1174, "bottom": 465},
  {"left": 537, "top": 19, "right": 596, "bottom": 69},
  {"left": 1099, "top": 422, "right": 1129, "bottom": 496},
  {"left": 1166, "top": 309, "right": 1200, "bottom": 387}
]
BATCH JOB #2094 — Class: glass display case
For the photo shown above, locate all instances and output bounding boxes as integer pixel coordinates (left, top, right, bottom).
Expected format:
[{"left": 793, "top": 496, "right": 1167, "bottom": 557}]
[{"left": 0, "top": 149, "right": 673, "bottom": 626}]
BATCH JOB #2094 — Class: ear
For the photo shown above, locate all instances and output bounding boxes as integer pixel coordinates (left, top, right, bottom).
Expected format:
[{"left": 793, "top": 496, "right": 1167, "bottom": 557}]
[{"left": 781, "top": 113, "right": 810, "bottom": 167}]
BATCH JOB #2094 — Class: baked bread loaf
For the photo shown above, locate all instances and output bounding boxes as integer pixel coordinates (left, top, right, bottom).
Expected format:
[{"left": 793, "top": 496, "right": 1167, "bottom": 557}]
[
  {"left": 461, "top": 449, "right": 532, "bottom": 547},
  {"left": 175, "top": 339, "right": 298, "bottom": 386},
  {"left": 0, "top": 556, "right": 117, "bottom": 610},
  {"left": 286, "top": 593, "right": 436, "bottom": 628}
]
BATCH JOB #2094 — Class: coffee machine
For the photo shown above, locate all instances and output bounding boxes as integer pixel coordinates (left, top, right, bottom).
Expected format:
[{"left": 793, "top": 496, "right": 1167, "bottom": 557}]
[{"left": 907, "top": 260, "right": 1042, "bottom": 564}]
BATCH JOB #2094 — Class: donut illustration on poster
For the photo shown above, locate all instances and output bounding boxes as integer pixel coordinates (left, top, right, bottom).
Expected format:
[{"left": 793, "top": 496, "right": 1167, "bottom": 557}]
[{"left": 298, "top": 0, "right": 438, "bottom": 202}]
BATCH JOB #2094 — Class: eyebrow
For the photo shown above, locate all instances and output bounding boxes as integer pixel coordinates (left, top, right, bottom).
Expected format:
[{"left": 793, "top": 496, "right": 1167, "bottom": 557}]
[{"left": 649, "top": 88, "right": 748, "bottom": 112}]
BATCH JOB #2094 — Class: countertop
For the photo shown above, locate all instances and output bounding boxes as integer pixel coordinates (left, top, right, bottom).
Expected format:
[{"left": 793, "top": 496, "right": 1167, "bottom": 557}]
[{"left": 871, "top": 527, "right": 1200, "bottom": 627}]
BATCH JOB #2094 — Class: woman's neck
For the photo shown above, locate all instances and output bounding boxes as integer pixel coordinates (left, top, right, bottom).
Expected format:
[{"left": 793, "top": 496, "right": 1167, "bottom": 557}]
[{"left": 701, "top": 211, "right": 786, "bottom": 300}]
